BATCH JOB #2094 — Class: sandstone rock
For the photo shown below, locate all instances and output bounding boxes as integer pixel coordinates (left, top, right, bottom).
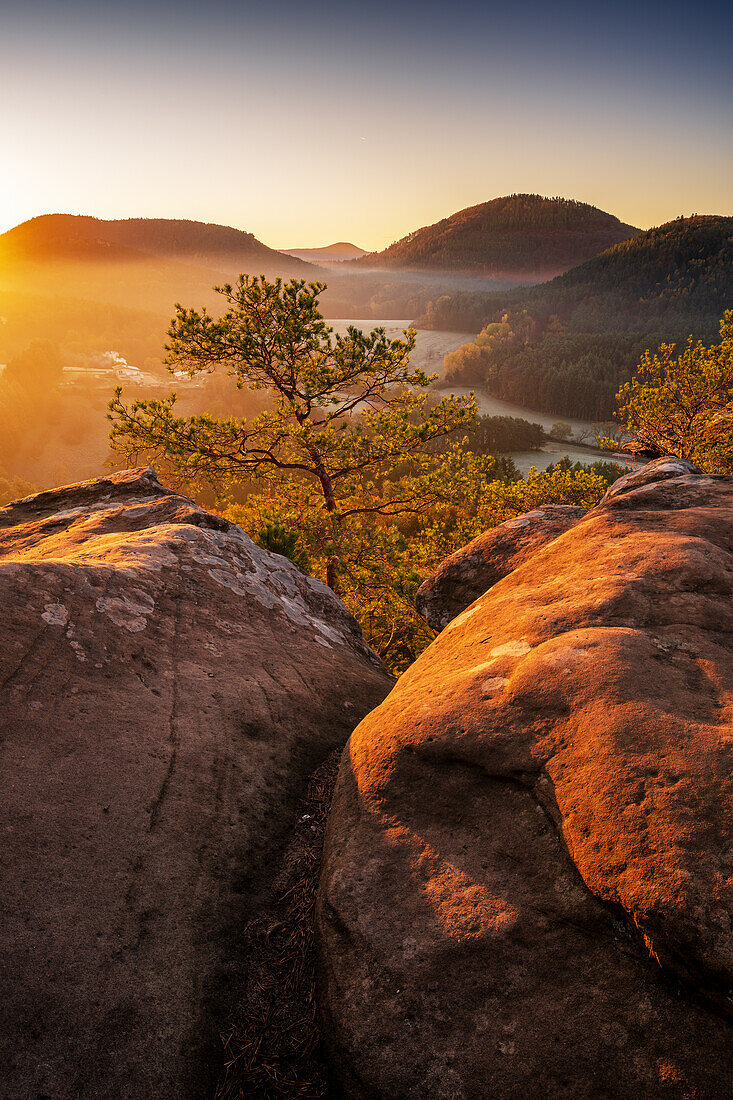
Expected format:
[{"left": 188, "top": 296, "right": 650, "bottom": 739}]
[
  {"left": 0, "top": 468, "right": 392, "bottom": 1100},
  {"left": 416, "top": 504, "right": 585, "bottom": 631},
  {"left": 317, "top": 458, "right": 733, "bottom": 1099},
  {"left": 601, "top": 455, "right": 702, "bottom": 501}
]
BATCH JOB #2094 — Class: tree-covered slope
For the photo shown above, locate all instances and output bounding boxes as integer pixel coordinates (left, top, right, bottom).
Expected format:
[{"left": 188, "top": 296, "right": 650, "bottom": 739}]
[
  {"left": 358, "top": 194, "right": 639, "bottom": 276},
  {"left": 0, "top": 214, "right": 318, "bottom": 277},
  {"left": 0, "top": 214, "right": 322, "bottom": 328},
  {"left": 437, "top": 216, "right": 733, "bottom": 420},
  {"left": 509, "top": 214, "right": 733, "bottom": 329}
]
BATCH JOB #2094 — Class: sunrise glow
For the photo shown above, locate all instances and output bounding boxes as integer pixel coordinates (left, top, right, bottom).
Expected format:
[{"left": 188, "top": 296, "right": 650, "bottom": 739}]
[{"left": 1, "top": 0, "right": 731, "bottom": 247}]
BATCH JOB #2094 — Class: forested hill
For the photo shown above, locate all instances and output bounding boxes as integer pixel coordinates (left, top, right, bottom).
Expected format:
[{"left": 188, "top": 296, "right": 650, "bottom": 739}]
[
  {"left": 0, "top": 215, "right": 318, "bottom": 278},
  {"left": 512, "top": 214, "right": 732, "bottom": 329},
  {"left": 357, "top": 194, "right": 639, "bottom": 276},
  {"left": 437, "top": 215, "right": 733, "bottom": 421},
  {"left": 0, "top": 215, "right": 322, "bottom": 345}
]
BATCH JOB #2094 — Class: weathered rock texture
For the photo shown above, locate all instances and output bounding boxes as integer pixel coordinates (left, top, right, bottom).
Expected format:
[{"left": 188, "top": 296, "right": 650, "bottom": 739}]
[
  {"left": 318, "top": 458, "right": 733, "bottom": 1099},
  {"left": 416, "top": 504, "right": 585, "bottom": 631},
  {"left": 0, "top": 468, "right": 392, "bottom": 1100}
]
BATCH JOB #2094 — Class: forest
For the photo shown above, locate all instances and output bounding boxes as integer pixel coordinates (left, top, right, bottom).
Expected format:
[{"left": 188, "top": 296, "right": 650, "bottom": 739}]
[
  {"left": 444, "top": 330, "right": 690, "bottom": 421},
  {"left": 430, "top": 216, "right": 733, "bottom": 418}
]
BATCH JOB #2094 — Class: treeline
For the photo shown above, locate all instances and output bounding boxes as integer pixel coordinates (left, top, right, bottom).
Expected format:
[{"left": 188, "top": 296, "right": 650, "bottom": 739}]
[
  {"left": 0, "top": 339, "right": 276, "bottom": 504},
  {"left": 467, "top": 414, "right": 545, "bottom": 454},
  {"left": 0, "top": 342, "right": 103, "bottom": 501},
  {"left": 0, "top": 287, "right": 168, "bottom": 371},
  {"left": 545, "top": 456, "right": 627, "bottom": 485},
  {"left": 428, "top": 216, "right": 733, "bottom": 419}
]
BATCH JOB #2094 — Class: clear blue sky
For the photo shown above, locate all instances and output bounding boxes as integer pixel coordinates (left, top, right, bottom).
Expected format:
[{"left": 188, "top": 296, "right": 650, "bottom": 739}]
[{"left": 1, "top": 0, "right": 731, "bottom": 248}]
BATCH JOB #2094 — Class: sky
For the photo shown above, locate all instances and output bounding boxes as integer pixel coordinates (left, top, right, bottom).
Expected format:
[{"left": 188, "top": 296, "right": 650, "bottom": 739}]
[{"left": 1, "top": 0, "right": 731, "bottom": 250}]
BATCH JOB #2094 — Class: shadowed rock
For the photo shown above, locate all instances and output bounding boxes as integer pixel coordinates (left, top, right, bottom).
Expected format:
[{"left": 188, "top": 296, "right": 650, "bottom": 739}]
[
  {"left": 0, "top": 467, "right": 392, "bottom": 1100},
  {"left": 416, "top": 504, "right": 585, "bottom": 631},
  {"left": 317, "top": 458, "right": 733, "bottom": 1099}
]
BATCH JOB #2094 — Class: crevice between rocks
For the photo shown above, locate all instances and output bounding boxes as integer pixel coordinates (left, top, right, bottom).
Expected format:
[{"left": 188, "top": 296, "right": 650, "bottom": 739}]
[
  {"left": 213, "top": 750, "right": 342, "bottom": 1100},
  {"left": 212, "top": 738, "right": 732, "bottom": 1098}
]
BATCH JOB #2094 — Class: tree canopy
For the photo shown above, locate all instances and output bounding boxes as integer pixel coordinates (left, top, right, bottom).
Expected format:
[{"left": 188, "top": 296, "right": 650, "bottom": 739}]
[
  {"left": 109, "top": 276, "right": 476, "bottom": 589},
  {"left": 616, "top": 312, "right": 733, "bottom": 473},
  {"left": 108, "top": 275, "right": 616, "bottom": 670}
]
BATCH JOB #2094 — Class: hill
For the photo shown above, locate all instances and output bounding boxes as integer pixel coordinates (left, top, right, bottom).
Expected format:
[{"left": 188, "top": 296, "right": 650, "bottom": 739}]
[
  {"left": 0, "top": 214, "right": 318, "bottom": 277},
  {"left": 358, "top": 194, "right": 639, "bottom": 277},
  {"left": 283, "top": 242, "right": 368, "bottom": 263},
  {"left": 0, "top": 216, "right": 322, "bottom": 356},
  {"left": 437, "top": 215, "right": 733, "bottom": 420}
]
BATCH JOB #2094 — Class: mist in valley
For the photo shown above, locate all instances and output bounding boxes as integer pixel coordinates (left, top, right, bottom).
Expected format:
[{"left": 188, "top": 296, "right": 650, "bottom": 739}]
[
  {"left": 0, "top": 237, "right": 525, "bottom": 501},
  {"left": 0, "top": 263, "right": 488, "bottom": 501}
]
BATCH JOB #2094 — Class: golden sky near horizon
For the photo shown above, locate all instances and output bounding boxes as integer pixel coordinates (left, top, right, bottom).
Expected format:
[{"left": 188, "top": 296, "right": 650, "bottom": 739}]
[{"left": 1, "top": 0, "right": 731, "bottom": 249}]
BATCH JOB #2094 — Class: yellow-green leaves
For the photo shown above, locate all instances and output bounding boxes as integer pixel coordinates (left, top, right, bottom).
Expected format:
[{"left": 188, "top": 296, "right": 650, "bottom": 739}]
[
  {"left": 616, "top": 312, "right": 733, "bottom": 472},
  {"left": 109, "top": 274, "right": 613, "bottom": 673}
]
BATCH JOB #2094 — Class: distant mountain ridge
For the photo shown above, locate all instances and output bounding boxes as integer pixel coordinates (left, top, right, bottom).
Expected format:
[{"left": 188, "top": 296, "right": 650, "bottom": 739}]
[
  {"left": 359, "top": 194, "right": 640, "bottom": 276},
  {"left": 0, "top": 214, "right": 318, "bottom": 278},
  {"left": 282, "top": 242, "right": 369, "bottom": 263}
]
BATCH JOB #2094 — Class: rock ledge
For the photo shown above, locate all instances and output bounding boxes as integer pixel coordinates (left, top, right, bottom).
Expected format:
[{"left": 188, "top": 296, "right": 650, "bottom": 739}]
[
  {"left": 0, "top": 468, "right": 392, "bottom": 1099},
  {"left": 318, "top": 458, "right": 733, "bottom": 1099}
]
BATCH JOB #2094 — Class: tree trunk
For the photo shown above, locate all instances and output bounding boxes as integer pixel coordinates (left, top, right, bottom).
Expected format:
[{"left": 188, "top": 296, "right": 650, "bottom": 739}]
[{"left": 311, "top": 452, "right": 340, "bottom": 594}]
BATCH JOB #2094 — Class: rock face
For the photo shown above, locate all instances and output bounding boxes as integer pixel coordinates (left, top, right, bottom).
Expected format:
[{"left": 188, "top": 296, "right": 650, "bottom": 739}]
[
  {"left": 0, "top": 468, "right": 392, "bottom": 1100},
  {"left": 416, "top": 504, "right": 585, "bottom": 631},
  {"left": 317, "top": 458, "right": 733, "bottom": 1099}
]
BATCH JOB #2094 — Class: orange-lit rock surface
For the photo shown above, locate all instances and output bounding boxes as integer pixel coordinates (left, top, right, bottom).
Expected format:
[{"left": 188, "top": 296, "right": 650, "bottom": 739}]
[
  {"left": 416, "top": 503, "right": 585, "bottom": 630},
  {"left": 317, "top": 458, "right": 733, "bottom": 1099},
  {"left": 0, "top": 468, "right": 392, "bottom": 1100}
]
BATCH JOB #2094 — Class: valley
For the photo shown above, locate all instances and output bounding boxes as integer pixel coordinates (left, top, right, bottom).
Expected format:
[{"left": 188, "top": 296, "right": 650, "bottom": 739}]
[
  {"left": 7, "top": 198, "right": 716, "bottom": 501},
  {"left": 329, "top": 322, "right": 638, "bottom": 472}
]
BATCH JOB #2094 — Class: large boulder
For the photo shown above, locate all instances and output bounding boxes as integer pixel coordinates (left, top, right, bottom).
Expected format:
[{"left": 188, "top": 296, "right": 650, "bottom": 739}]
[
  {"left": 0, "top": 468, "right": 392, "bottom": 1100},
  {"left": 416, "top": 504, "right": 585, "bottom": 631},
  {"left": 317, "top": 458, "right": 733, "bottom": 1099}
]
